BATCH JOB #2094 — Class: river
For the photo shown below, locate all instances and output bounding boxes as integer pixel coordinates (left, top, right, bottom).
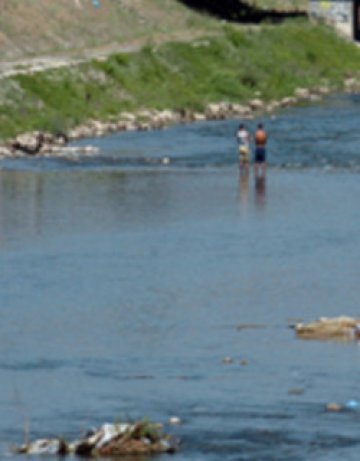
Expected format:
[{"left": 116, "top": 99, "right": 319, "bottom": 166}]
[{"left": 1, "top": 94, "right": 360, "bottom": 461}]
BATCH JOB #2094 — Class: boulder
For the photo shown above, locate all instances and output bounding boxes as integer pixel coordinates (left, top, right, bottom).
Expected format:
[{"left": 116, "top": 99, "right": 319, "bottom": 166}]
[
  {"left": 193, "top": 112, "right": 206, "bottom": 122},
  {"left": 294, "top": 316, "right": 360, "bottom": 341},
  {"left": 294, "top": 88, "right": 311, "bottom": 99},
  {"left": 0, "top": 146, "right": 13, "bottom": 158},
  {"left": 249, "top": 98, "right": 264, "bottom": 111},
  {"left": 231, "top": 103, "right": 252, "bottom": 116},
  {"left": 280, "top": 96, "right": 297, "bottom": 107}
]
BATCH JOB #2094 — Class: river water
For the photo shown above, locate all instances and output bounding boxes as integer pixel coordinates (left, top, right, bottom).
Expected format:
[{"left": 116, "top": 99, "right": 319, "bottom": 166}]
[{"left": 1, "top": 94, "right": 360, "bottom": 461}]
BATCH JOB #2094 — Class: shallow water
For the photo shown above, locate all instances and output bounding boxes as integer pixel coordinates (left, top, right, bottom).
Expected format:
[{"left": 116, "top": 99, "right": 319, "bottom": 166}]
[{"left": 1, "top": 94, "right": 360, "bottom": 460}]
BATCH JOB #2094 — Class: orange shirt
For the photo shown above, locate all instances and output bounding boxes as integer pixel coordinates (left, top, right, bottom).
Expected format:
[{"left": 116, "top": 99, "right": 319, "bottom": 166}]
[{"left": 255, "top": 129, "right": 267, "bottom": 147}]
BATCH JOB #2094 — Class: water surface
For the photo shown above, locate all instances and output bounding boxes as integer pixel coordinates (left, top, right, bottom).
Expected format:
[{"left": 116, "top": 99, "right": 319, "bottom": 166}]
[{"left": 1, "top": 94, "right": 360, "bottom": 461}]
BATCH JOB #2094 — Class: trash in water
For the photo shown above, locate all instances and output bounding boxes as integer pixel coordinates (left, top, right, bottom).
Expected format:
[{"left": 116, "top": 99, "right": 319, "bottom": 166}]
[
  {"left": 168, "top": 417, "right": 181, "bottom": 426},
  {"left": 14, "top": 420, "right": 178, "bottom": 457},
  {"left": 325, "top": 403, "right": 343, "bottom": 412},
  {"left": 15, "top": 439, "right": 68, "bottom": 456},
  {"left": 236, "top": 323, "right": 266, "bottom": 332},
  {"left": 344, "top": 400, "right": 360, "bottom": 410},
  {"left": 294, "top": 316, "right": 360, "bottom": 341},
  {"left": 287, "top": 388, "right": 305, "bottom": 396},
  {"left": 325, "top": 400, "right": 360, "bottom": 413}
]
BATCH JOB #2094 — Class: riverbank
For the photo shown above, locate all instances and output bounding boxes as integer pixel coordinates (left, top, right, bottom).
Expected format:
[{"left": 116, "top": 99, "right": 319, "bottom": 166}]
[{"left": 0, "top": 19, "right": 359, "bottom": 157}]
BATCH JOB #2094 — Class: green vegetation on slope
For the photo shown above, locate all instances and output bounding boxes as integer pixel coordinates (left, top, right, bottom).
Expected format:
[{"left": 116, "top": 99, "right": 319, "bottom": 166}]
[{"left": 0, "top": 19, "right": 359, "bottom": 139}]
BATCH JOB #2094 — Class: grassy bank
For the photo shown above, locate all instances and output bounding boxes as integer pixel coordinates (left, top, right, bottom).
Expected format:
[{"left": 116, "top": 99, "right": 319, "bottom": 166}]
[{"left": 1, "top": 19, "right": 359, "bottom": 140}]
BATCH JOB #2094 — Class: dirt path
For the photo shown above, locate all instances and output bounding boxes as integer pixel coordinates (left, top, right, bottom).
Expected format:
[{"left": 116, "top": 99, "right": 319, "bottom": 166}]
[{"left": 0, "top": 31, "right": 211, "bottom": 80}]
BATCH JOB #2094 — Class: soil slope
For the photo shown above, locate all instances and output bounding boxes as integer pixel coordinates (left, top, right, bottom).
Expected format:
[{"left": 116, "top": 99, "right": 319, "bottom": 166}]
[{"left": 0, "top": 0, "right": 211, "bottom": 60}]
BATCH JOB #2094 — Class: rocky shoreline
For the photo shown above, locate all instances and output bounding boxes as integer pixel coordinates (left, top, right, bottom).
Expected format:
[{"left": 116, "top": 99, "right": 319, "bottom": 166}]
[{"left": 1, "top": 77, "right": 359, "bottom": 160}]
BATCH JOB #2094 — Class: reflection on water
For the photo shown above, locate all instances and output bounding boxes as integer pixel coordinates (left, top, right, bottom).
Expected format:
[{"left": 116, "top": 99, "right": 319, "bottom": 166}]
[
  {"left": 0, "top": 170, "right": 181, "bottom": 247},
  {"left": 238, "top": 170, "right": 267, "bottom": 213},
  {"left": 238, "top": 169, "right": 250, "bottom": 213},
  {"left": 255, "top": 175, "right": 266, "bottom": 209}
]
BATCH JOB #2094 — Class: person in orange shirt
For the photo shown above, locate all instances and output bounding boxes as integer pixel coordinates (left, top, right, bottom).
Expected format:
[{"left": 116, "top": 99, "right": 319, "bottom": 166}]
[{"left": 254, "top": 123, "right": 267, "bottom": 177}]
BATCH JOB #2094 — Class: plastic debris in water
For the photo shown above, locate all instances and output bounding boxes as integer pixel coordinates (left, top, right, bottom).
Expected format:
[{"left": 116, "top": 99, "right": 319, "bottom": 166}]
[
  {"left": 16, "top": 438, "right": 68, "bottom": 455},
  {"left": 168, "top": 416, "right": 181, "bottom": 425},
  {"left": 325, "top": 400, "right": 360, "bottom": 412},
  {"left": 344, "top": 400, "right": 360, "bottom": 410},
  {"left": 325, "top": 403, "right": 343, "bottom": 412}
]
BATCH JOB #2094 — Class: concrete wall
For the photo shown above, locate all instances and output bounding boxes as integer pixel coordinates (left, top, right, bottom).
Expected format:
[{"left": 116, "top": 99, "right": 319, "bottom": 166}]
[{"left": 309, "top": 0, "right": 353, "bottom": 37}]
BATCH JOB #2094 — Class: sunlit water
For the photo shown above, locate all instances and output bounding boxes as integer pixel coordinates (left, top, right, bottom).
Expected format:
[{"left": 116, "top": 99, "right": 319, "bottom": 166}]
[{"left": 1, "top": 94, "right": 360, "bottom": 461}]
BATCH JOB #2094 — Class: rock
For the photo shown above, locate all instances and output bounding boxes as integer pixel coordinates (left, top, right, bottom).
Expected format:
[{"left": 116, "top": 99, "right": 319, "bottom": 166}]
[
  {"left": 231, "top": 103, "right": 252, "bottom": 116},
  {"left": 119, "top": 112, "right": 136, "bottom": 122},
  {"left": 280, "top": 97, "right": 297, "bottom": 107},
  {"left": 204, "top": 102, "right": 231, "bottom": 120},
  {"left": 9, "top": 131, "right": 45, "bottom": 155},
  {"left": 249, "top": 98, "right": 264, "bottom": 111},
  {"left": 222, "top": 356, "right": 234, "bottom": 364},
  {"left": 308, "top": 94, "right": 322, "bottom": 103},
  {"left": 14, "top": 420, "right": 177, "bottom": 457},
  {"left": 0, "top": 145, "right": 13, "bottom": 157},
  {"left": 316, "top": 86, "right": 331, "bottom": 95},
  {"left": 344, "top": 77, "right": 358, "bottom": 90},
  {"left": 136, "top": 109, "right": 155, "bottom": 120},
  {"left": 266, "top": 101, "right": 281, "bottom": 113},
  {"left": 168, "top": 416, "right": 181, "bottom": 425},
  {"left": 294, "top": 316, "right": 360, "bottom": 341},
  {"left": 205, "top": 103, "right": 222, "bottom": 119},
  {"left": 193, "top": 112, "right": 206, "bottom": 122},
  {"left": 294, "top": 88, "right": 311, "bottom": 99}
]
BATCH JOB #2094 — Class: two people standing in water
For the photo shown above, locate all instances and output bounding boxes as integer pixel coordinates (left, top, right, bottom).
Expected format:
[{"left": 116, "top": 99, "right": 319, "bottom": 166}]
[{"left": 236, "top": 123, "right": 267, "bottom": 177}]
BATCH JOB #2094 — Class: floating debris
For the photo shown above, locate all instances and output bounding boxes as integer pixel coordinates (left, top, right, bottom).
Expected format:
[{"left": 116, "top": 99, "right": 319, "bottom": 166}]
[
  {"left": 287, "top": 388, "right": 305, "bottom": 396},
  {"left": 14, "top": 420, "right": 178, "bottom": 457},
  {"left": 168, "top": 416, "right": 181, "bottom": 426},
  {"left": 325, "top": 400, "right": 360, "bottom": 413},
  {"left": 294, "top": 316, "right": 360, "bottom": 341},
  {"left": 15, "top": 439, "right": 68, "bottom": 456},
  {"left": 222, "top": 356, "right": 234, "bottom": 364},
  {"left": 344, "top": 400, "right": 360, "bottom": 410},
  {"left": 325, "top": 402, "right": 343, "bottom": 412},
  {"left": 236, "top": 323, "right": 266, "bottom": 332}
]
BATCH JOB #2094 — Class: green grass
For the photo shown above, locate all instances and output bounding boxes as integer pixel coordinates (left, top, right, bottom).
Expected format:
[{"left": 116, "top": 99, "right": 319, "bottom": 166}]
[{"left": 0, "top": 19, "right": 359, "bottom": 140}]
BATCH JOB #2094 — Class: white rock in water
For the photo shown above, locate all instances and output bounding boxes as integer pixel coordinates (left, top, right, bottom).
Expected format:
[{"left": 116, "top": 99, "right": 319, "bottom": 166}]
[
  {"left": 25, "top": 438, "right": 64, "bottom": 455},
  {"left": 168, "top": 416, "right": 181, "bottom": 425}
]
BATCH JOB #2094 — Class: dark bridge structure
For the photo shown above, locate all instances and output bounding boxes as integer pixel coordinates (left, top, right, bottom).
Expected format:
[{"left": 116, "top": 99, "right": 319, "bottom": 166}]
[
  {"left": 179, "top": 0, "right": 307, "bottom": 23},
  {"left": 180, "top": 0, "right": 360, "bottom": 41}
]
